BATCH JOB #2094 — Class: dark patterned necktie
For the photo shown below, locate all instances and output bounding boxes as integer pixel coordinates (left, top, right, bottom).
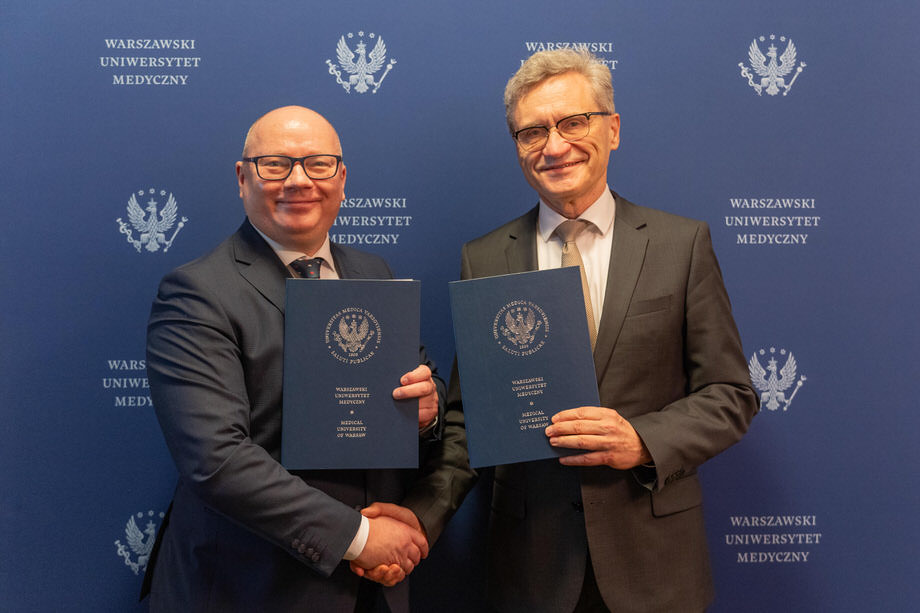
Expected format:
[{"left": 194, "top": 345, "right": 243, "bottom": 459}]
[
  {"left": 290, "top": 256, "right": 324, "bottom": 279},
  {"left": 555, "top": 219, "right": 597, "bottom": 349}
]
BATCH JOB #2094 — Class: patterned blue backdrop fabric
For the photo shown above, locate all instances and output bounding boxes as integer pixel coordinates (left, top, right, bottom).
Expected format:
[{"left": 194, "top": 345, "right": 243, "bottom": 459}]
[{"left": 2, "top": 1, "right": 918, "bottom": 611}]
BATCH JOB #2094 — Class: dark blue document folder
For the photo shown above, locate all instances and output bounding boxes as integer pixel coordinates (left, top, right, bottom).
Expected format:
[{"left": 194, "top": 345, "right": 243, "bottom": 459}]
[
  {"left": 282, "top": 279, "right": 420, "bottom": 469},
  {"left": 449, "top": 267, "right": 599, "bottom": 468}
]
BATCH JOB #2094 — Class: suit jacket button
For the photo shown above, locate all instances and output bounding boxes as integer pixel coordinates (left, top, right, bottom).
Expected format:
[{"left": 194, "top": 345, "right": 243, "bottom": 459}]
[{"left": 572, "top": 501, "right": 584, "bottom": 512}]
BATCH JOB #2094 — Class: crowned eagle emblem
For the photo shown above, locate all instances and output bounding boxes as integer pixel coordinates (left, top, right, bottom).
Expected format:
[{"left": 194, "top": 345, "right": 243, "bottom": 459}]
[
  {"left": 739, "top": 35, "right": 806, "bottom": 96},
  {"left": 125, "top": 514, "right": 156, "bottom": 562},
  {"left": 335, "top": 315, "right": 373, "bottom": 353},
  {"left": 127, "top": 192, "right": 178, "bottom": 252},
  {"left": 749, "top": 348, "right": 806, "bottom": 411},
  {"left": 114, "top": 511, "right": 164, "bottom": 575},
  {"left": 116, "top": 189, "right": 187, "bottom": 253},
  {"left": 326, "top": 32, "right": 397, "bottom": 94},
  {"left": 502, "top": 308, "right": 541, "bottom": 347}
]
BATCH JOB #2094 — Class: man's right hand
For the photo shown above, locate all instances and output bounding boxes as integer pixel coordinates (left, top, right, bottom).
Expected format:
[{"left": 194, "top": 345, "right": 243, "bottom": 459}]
[{"left": 351, "top": 513, "right": 428, "bottom": 585}]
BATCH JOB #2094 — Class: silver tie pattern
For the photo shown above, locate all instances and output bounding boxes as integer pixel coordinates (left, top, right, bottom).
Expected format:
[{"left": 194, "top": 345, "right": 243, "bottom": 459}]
[{"left": 555, "top": 219, "right": 597, "bottom": 349}]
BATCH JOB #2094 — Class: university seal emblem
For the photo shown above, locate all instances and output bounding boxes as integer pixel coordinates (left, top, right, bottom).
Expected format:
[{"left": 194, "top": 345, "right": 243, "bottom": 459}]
[
  {"left": 116, "top": 188, "right": 187, "bottom": 253},
  {"left": 114, "top": 510, "right": 165, "bottom": 575},
  {"left": 493, "top": 301, "right": 549, "bottom": 357},
  {"left": 325, "top": 307, "right": 382, "bottom": 364},
  {"left": 749, "top": 347, "right": 807, "bottom": 411},
  {"left": 326, "top": 31, "right": 397, "bottom": 94},
  {"left": 739, "top": 35, "right": 806, "bottom": 96}
]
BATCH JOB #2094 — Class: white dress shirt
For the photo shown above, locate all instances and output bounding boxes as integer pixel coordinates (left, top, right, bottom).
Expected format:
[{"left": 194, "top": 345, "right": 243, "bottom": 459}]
[
  {"left": 255, "top": 229, "right": 340, "bottom": 280},
  {"left": 536, "top": 188, "right": 616, "bottom": 330}
]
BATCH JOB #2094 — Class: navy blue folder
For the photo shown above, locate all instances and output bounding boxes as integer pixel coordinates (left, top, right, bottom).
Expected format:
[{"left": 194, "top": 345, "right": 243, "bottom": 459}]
[
  {"left": 282, "top": 279, "right": 420, "bottom": 469},
  {"left": 449, "top": 267, "right": 600, "bottom": 468}
]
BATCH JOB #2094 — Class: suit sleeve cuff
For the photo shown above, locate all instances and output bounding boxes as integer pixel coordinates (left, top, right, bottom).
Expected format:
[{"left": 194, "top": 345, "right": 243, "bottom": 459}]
[
  {"left": 342, "top": 515, "right": 369, "bottom": 561},
  {"left": 631, "top": 462, "right": 658, "bottom": 491},
  {"left": 419, "top": 413, "right": 439, "bottom": 439}
]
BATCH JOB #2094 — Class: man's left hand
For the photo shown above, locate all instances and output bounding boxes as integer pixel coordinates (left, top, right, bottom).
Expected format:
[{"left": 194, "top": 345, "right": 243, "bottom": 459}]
[
  {"left": 546, "top": 406, "right": 652, "bottom": 469},
  {"left": 392, "top": 364, "right": 438, "bottom": 430}
]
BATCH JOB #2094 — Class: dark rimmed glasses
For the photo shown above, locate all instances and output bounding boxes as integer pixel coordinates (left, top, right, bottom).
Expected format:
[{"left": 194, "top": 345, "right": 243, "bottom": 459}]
[
  {"left": 512, "top": 112, "right": 612, "bottom": 152},
  {"left": 241, "top": 154, "right": 343, "bottom": 181}
]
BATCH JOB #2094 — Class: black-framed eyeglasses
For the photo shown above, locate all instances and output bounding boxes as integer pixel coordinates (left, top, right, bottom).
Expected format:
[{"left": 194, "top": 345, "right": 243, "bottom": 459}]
[
  {"left": 241, "top": 154, "right": 343, "bottom": 181},
  {"left": 512, "top": 112, "right": 612, "bottom": 152}
]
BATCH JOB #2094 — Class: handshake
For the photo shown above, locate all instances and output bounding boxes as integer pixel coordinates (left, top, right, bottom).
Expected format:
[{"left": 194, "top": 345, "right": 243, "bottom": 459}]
[
  {"left": 344, "top": 365, "right": 438, "bottom": 586},
  {"left": 349, "top": 502, "right": 429, "bottom": 587}
]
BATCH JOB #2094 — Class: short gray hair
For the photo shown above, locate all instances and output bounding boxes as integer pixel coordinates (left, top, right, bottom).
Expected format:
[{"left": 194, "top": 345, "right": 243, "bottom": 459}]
[{"left": 504, "top": 48, "right": 615, "bottom": 132}]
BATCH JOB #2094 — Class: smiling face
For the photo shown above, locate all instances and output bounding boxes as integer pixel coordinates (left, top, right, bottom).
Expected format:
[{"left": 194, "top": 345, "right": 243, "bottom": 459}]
[
  {"left": 235, "top": 106, "right": 346, "bottom": 254},
  {"left": 511, "top": 72, "right": 620, "bottom": 219}
]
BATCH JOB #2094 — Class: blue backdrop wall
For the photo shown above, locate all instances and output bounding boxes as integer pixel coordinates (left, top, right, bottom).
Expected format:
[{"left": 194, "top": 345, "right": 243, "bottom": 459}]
[{"left": 2, "top": 1, "right": 918, "bottom": 611}]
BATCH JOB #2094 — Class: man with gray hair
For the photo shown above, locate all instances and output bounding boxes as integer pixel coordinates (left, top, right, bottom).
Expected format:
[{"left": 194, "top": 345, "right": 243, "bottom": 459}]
[{"left": 415, "top": 48, "right": 758, "bottom": 612}]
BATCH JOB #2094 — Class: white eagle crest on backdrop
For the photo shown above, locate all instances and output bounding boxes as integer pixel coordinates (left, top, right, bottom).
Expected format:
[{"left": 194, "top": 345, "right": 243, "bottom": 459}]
[
  {"left": 749, "top": 348, "right": 806, "bottom": 411},
  {"left": 326, "top": 32, "right": 397, "bottom": 94},
  {"left": 336, "top": 35, "right": 386, "bottom": 93},
  {"left": 114, "top": 511, "right": 164, "bottom": 575},
  {"left": 739, "top": 35, "right": 806, "bottom": 96},
  {"left": 125, "top": 514, "right": 156, "bottom": 560},
  {"left": 502, "top": 308, "right": 540, "bottom": 347},
  {"left": 116, "top": 189, "right": 187, "bottom": 253},
  {"left": 127, "top": 192, "right": 177, "bottom": 252}
]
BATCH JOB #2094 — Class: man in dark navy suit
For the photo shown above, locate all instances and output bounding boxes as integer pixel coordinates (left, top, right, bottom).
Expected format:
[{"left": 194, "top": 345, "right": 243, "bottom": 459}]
[{"left": 144, "top": 106, "right": 463, "bottom": 612}]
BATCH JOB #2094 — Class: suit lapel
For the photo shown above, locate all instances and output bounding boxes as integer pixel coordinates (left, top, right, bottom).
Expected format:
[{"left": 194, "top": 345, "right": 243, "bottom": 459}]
[
  {"left": 504, "top": 206, "right": 539, "bottom": 273},
  {"left": 498, "top": 202, "right": 648, "bottom": 381},
  {"left": 593, "top": 197, "right": 648, "bottom": 381},
  {"left": 232, "top": 219, "right": 290, "bottom": 314},
  {"left": 330, "top": 244, "right": 363, "bottom": 280}
]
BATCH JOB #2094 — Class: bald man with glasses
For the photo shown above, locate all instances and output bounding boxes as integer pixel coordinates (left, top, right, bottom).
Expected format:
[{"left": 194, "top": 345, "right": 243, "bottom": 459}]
[{"left": 143, "top": 106, "right": 464, "bottom": 613}]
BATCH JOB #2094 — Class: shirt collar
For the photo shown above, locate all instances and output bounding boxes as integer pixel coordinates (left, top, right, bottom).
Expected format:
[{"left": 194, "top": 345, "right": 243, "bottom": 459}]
[
  {"left": 252, "top": 226, "right": 334, "bottom": 268},
  {"left": 537, "top": 187, "right": 616, "bottom": 242}
]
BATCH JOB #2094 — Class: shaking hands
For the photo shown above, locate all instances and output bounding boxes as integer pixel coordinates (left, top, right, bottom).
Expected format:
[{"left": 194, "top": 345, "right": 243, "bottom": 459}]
[
  {"left": 347, "top": 365, "right": 439, "bottom": 586},
  {"left": 350, "top": 503, "right": 428, "bottom": 586}
]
